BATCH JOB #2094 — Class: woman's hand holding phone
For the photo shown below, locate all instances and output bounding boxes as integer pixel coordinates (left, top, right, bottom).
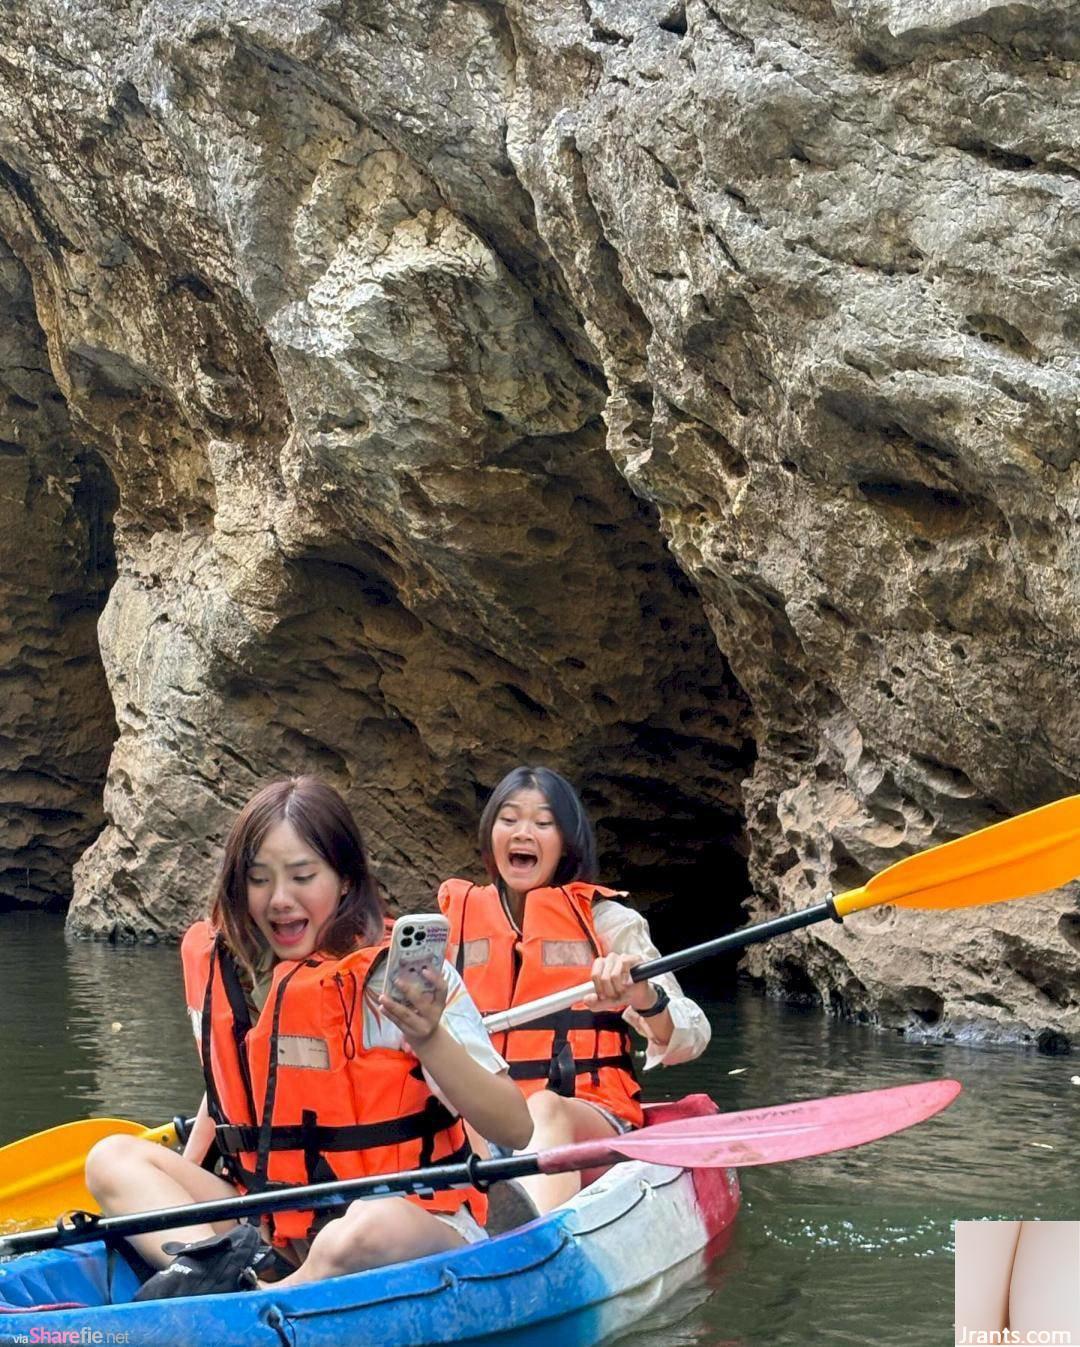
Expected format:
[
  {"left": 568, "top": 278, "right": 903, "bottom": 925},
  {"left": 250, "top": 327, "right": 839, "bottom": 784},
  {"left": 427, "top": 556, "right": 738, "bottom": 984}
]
[
  {"left": 377, "top": 913, "right": 451, "bottom": 1049},
  {"left": 378, "top": 964, "right": 449, "bottom": 1050}
]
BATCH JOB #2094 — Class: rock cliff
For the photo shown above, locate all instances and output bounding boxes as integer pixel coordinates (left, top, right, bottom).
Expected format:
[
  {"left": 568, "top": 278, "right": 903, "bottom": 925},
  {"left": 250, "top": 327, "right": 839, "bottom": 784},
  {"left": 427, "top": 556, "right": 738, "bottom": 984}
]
[
  {"left": 0, "top": 239, "right": 116, "bottom": 909},
  {"left": 0, "top": 0, "right": 1076, "bottom": 1045}
]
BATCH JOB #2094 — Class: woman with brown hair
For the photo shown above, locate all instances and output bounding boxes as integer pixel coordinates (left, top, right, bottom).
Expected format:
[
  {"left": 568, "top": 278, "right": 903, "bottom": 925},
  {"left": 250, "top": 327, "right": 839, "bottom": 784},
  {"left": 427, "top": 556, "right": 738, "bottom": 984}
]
[{"left": 85, "top": 777, "right": 530, "bottom": 1298}]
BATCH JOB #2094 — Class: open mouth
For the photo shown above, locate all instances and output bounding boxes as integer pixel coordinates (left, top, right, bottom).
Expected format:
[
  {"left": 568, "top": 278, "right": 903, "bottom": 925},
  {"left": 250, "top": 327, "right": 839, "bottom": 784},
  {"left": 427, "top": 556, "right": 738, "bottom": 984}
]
[
  {"left": 507, "top": 849, "right": 538, "bottom": 872},
  {"left": 270, "top": 917, "right": 309, "bottom": 946}
]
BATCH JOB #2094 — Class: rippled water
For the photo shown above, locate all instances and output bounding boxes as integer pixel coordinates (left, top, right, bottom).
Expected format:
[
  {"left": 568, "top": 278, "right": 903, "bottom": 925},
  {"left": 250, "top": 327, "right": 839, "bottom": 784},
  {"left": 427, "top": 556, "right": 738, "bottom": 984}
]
[
  {"left": 622, "top": 993, "right": 1078, "bottom": 1347},
  {"left": 2, "top": 912, "right": 1077, "bottom": 1345},
  {"left": 0, "top": 913, "right": 203, "bottom": 1139}
]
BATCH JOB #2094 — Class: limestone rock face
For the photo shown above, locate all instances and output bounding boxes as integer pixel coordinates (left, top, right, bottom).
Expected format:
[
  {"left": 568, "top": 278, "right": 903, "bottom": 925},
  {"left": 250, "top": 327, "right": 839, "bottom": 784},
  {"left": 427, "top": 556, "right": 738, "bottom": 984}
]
[
  {"left": 0, "top": 240, "right": 116, "bottom": 909},
  {"left": 0, "top": 0, "right": 1076, "bottom": 1044},
  {"left": 499, "top": 0, "right": 1080, "bottom": 1044},
  {"left": 0, "top": 0, "right": 751, "bottom": 946}
]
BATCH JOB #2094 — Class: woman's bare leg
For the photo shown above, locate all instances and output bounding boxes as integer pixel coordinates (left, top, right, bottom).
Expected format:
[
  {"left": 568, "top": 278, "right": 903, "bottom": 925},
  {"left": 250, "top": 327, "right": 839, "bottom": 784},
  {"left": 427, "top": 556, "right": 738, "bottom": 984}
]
[
  {"left": 514, "top": 1092, "right": 618, "bottom": 1214},
  {"left": 85, "top": 1134, "right": 240, "bottom": 1268},
  {"left": 269, "top": 1197, "right": 465, "bottom": 1288}
]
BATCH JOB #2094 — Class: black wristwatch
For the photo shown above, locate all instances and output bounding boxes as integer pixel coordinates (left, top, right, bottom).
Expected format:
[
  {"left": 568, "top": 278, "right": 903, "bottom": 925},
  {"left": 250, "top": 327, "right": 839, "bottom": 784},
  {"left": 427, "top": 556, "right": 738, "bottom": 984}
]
[{"left": 637, "top": 982, "right": 670, "bottom": 1018}]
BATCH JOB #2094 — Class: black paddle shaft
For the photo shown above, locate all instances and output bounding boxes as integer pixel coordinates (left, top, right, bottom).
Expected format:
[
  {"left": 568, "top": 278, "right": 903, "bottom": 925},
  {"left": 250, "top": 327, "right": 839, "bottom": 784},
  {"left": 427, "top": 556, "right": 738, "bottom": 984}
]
[
  {"left": 0, "top": 901, "right": 842, "bottom": 1259},
  {"left": 0, "top": 1153, "right": 546, "bottom": 1257},
  {"left": 629, "top": 898, "right": 840, "bottom": 981}
]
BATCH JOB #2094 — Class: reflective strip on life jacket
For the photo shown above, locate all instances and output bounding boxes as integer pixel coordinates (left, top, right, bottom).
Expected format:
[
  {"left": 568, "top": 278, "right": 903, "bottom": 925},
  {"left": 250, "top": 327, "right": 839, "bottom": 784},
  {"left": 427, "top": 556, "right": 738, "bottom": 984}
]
[
  {"left": 181, "top": 921, "right": 487, "bottom": 1244},
  {"left": 438, "top": 880, "right": 644, "bottom": 1127}
]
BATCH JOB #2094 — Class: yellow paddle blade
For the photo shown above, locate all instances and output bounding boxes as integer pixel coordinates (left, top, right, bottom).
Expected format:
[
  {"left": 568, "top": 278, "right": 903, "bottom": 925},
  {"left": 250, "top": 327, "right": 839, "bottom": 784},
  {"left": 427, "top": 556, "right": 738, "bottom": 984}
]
[
  {"left": 0, "top": 1118, "right": 178, "bottom": 1226},
  {"left": 835, "top": 794, "right": 1080, "bottom": 917}
]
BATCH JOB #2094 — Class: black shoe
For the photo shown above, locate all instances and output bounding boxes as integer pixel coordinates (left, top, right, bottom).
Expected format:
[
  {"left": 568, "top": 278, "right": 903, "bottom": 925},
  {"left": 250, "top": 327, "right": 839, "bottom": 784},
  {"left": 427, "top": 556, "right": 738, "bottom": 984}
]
[{"left": 133, "top": 1224, "right": 269, "bottom": 1301}]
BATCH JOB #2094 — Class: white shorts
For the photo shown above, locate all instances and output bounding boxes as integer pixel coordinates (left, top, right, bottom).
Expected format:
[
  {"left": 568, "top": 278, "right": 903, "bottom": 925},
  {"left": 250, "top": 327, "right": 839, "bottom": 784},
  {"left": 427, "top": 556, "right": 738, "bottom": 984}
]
[
  {"left": 283, "top": 1198, "right": 488, "bottom": 1266},
  {"left": 432, "top": 1203, "right": 488, "bottom": 1244}
]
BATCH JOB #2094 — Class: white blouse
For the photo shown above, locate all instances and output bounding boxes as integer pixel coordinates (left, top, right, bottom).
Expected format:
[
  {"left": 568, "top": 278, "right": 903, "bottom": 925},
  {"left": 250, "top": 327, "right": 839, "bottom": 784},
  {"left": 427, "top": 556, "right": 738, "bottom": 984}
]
[
  {"left": 591, "top": 899, "right": 712, "bottom": 1070},
  {"left": 365, "top": 896, "right": 712, "bottom": 1095}
]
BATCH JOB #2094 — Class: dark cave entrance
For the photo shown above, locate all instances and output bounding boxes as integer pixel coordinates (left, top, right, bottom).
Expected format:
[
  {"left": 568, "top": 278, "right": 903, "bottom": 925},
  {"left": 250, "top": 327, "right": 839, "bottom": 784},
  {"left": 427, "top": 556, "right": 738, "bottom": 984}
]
[
  {"left": 0, "top": 443, "right": 118, "bottom": 912},
  {"left": 587, "top": 758, "right": 754, "bottom": 998},
  {"left": 0, "top": 239, "right": 119, "bottom": 911}
]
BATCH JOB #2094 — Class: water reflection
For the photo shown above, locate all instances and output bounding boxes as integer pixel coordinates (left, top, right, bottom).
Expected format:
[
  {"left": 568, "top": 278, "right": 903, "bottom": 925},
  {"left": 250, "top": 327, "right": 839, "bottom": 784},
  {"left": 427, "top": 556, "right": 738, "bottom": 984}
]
[
  {"left": 1, "top": 915, "right": 1075, "bottom": 1347},
  {"left": 0, "top": 913, "right": 203, "bottom": 1142},
  {"left": 644, "top": 992, "right": 1078, "bottom": 1347}
]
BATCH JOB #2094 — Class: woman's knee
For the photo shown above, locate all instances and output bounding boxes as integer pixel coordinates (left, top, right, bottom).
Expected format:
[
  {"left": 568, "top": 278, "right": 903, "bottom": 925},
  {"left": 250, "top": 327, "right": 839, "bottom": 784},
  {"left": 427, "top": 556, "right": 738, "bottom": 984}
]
[
  {"left": 309, "top": 1205, "right": 391, "bottom": 1275},
  {"left": 307, "top": 1201, "right": 448, "bottom": 1277},
  {"left": 527, "top": 1090, "right": 559, "bottom": 1122},
  {"left": 85, "top": 1134, "right": 159, "bottom": 1197},
  {"left": 527, "top": 1090, "right": 571, "bottom": 1132}
]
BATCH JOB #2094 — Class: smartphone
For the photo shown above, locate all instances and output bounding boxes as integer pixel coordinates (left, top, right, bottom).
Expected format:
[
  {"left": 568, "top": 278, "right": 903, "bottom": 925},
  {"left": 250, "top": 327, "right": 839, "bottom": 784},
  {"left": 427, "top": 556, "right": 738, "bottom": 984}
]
[{"left": 383, "top": 914, "right": 451, "bottom": 1003}]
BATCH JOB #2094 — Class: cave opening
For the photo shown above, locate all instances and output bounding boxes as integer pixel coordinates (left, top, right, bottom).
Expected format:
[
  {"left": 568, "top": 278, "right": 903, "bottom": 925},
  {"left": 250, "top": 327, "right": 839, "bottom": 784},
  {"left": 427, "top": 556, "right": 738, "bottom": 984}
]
[
  {"left": 0, "top": 442, "right": 119, "bottom": 912},
  {"left": 587, "top": 765, "right": 754, "bottom": 998},
  {"left": 0, "top": 242, "right": 119, "bottom": 912}
]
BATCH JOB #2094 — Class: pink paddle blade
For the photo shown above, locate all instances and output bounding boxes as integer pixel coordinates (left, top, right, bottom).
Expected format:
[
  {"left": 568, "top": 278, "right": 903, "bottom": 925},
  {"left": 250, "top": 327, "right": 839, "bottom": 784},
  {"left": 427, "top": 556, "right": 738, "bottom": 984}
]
[{"left": 540, "top": 1080, "right": 961, "bottom": 1173}]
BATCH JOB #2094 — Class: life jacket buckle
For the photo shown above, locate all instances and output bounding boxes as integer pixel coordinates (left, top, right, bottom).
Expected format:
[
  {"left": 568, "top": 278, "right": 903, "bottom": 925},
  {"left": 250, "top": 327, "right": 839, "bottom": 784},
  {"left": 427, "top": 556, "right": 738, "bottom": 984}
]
[{"left": 215, "top": 1123, "right": 246, "bottom": 1156}]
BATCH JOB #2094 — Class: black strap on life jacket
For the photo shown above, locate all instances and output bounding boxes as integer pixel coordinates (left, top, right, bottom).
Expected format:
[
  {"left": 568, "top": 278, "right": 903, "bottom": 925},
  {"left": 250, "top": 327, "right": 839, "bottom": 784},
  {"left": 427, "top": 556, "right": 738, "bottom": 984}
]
[
  {"left": 199, "top": 940, "right": 262, "bottom": 1186},
  {"left": 548, "top": 1008, "right": 574, "bottom": 1096},
  {"left": 216, "top": 945, "right": 258, "bottom": 1101},
  {"left": 300, "top": 1109, "right": 339, "bottom": 1187},
  {"left": 200, "top": 940, "right": 260, "bottom": 1121},
  {"left": 199, "top": 949, "right": 220, "bottom": 1123},
  {"left": 222, "top": 1130, "right": 476, "bottom": 1208},
  {"left": 508, "top": 1052, "right": 638, "bottom": 1084},
  {"left": 503, "top": 1007, "right": 638, "bottom": 1095},
  {"left": 214, "top": 1095, "right": 462, "bottom": 1161},
  {"left": 549, "top": 1039, "right": 577, "bottom": 1096},
  {"left": 291, "top": 1095, "right": 465, "bottom": 1193},
  {"left": 251, "top": 960, "right": 308, "bottom": 1195}
]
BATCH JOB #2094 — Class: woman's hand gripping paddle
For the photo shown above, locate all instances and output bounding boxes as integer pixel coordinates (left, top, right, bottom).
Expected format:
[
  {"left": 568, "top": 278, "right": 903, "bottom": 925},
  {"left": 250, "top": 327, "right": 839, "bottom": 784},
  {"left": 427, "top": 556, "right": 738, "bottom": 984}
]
[
  {"left": 485, "top": 794, "right": 1080, "bottom": 1033},
  {"left": 5, "top": 793, "right": 1075, "bottom": 1226}
]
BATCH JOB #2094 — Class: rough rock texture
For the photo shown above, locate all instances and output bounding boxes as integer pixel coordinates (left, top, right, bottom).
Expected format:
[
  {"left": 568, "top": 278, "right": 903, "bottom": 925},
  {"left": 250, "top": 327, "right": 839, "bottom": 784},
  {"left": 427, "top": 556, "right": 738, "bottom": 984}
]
[
  {"left": 0, "top": 0, "right": 753, "bottom": 944},
  {"left": 0, "top": 239, "right": 117, "bottom": 908},
  {"left": 498, "top": 0, "right": 1080, "bottom": 1044},
  {"left": 0, "top": 0, "right": 1077, "bottom": 1044}
]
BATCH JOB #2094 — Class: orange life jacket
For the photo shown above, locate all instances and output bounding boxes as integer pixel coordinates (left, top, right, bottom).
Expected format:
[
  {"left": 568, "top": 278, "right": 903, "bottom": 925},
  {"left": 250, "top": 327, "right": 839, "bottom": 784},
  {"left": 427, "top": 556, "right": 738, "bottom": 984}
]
[
  {"left": 181, "top": 920, "right": 487, "bottom": 1245},
  {"left": 437, "top": 881, "right": 643, "bottom": 1128}
]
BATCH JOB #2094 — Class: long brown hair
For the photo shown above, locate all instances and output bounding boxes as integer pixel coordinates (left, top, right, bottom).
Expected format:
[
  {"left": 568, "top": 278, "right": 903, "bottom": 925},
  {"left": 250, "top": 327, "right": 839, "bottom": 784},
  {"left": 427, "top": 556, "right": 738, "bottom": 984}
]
[{"left": 209, "top": 776, "right": 385, "bottom": 977}]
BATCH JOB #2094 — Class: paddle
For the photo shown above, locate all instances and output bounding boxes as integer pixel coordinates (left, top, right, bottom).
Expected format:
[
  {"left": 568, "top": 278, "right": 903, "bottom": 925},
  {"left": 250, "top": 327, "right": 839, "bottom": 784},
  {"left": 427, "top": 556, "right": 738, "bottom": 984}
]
[
  {"left": 484, "top": 792, "right": 1080, "bottom": 1032},
  {"left": 0, "top": 1079, "right": 960, "bottom": 1257},
  {"left": 4, "top": 792, "right": 1077, "bottom": 1224},
  {"left": 0, "top": 1119, "right": 184, "bottom": 1226}
]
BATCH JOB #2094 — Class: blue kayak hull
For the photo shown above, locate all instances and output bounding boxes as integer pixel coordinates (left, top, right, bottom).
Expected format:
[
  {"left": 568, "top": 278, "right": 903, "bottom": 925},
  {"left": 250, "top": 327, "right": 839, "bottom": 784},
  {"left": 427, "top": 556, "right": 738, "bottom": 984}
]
[{"left": 0, "top": 1126, "right": 739, "bottom": 1347}]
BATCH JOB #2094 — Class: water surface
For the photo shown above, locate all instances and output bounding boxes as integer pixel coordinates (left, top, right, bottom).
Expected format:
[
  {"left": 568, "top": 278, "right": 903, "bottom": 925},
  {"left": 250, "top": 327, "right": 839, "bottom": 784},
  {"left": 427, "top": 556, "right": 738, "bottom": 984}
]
[{"left": 1, "top": 913, "right": 1075, "bottom": 1345}]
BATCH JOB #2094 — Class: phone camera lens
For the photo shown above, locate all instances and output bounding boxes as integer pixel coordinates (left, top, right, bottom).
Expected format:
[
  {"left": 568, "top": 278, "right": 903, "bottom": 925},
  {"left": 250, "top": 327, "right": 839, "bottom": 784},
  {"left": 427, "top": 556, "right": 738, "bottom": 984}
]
[
  {"left": 416, "top": 931, "right": 426, "bottom": 942},
  {"left": 401, "top": 936, "right": 413, "bottom": 947}
]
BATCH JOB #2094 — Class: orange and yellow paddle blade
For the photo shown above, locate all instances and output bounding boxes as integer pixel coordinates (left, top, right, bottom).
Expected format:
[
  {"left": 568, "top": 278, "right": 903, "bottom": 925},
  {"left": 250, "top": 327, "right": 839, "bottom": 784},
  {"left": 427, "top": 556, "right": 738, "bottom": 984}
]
[
  {"left": 835, "top": 794, "right": 1080, "bottom": 917},
  {"left": 0, "top": 1118, "right": 179, "bottom": 1227}
]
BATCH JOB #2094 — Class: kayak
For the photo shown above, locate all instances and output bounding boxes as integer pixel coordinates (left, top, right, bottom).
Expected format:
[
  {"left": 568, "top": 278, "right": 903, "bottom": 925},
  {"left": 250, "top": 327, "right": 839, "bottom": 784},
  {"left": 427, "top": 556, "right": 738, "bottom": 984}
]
[{"left": 0, "top": 1095, "right": 739, "bottom": 1347}]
